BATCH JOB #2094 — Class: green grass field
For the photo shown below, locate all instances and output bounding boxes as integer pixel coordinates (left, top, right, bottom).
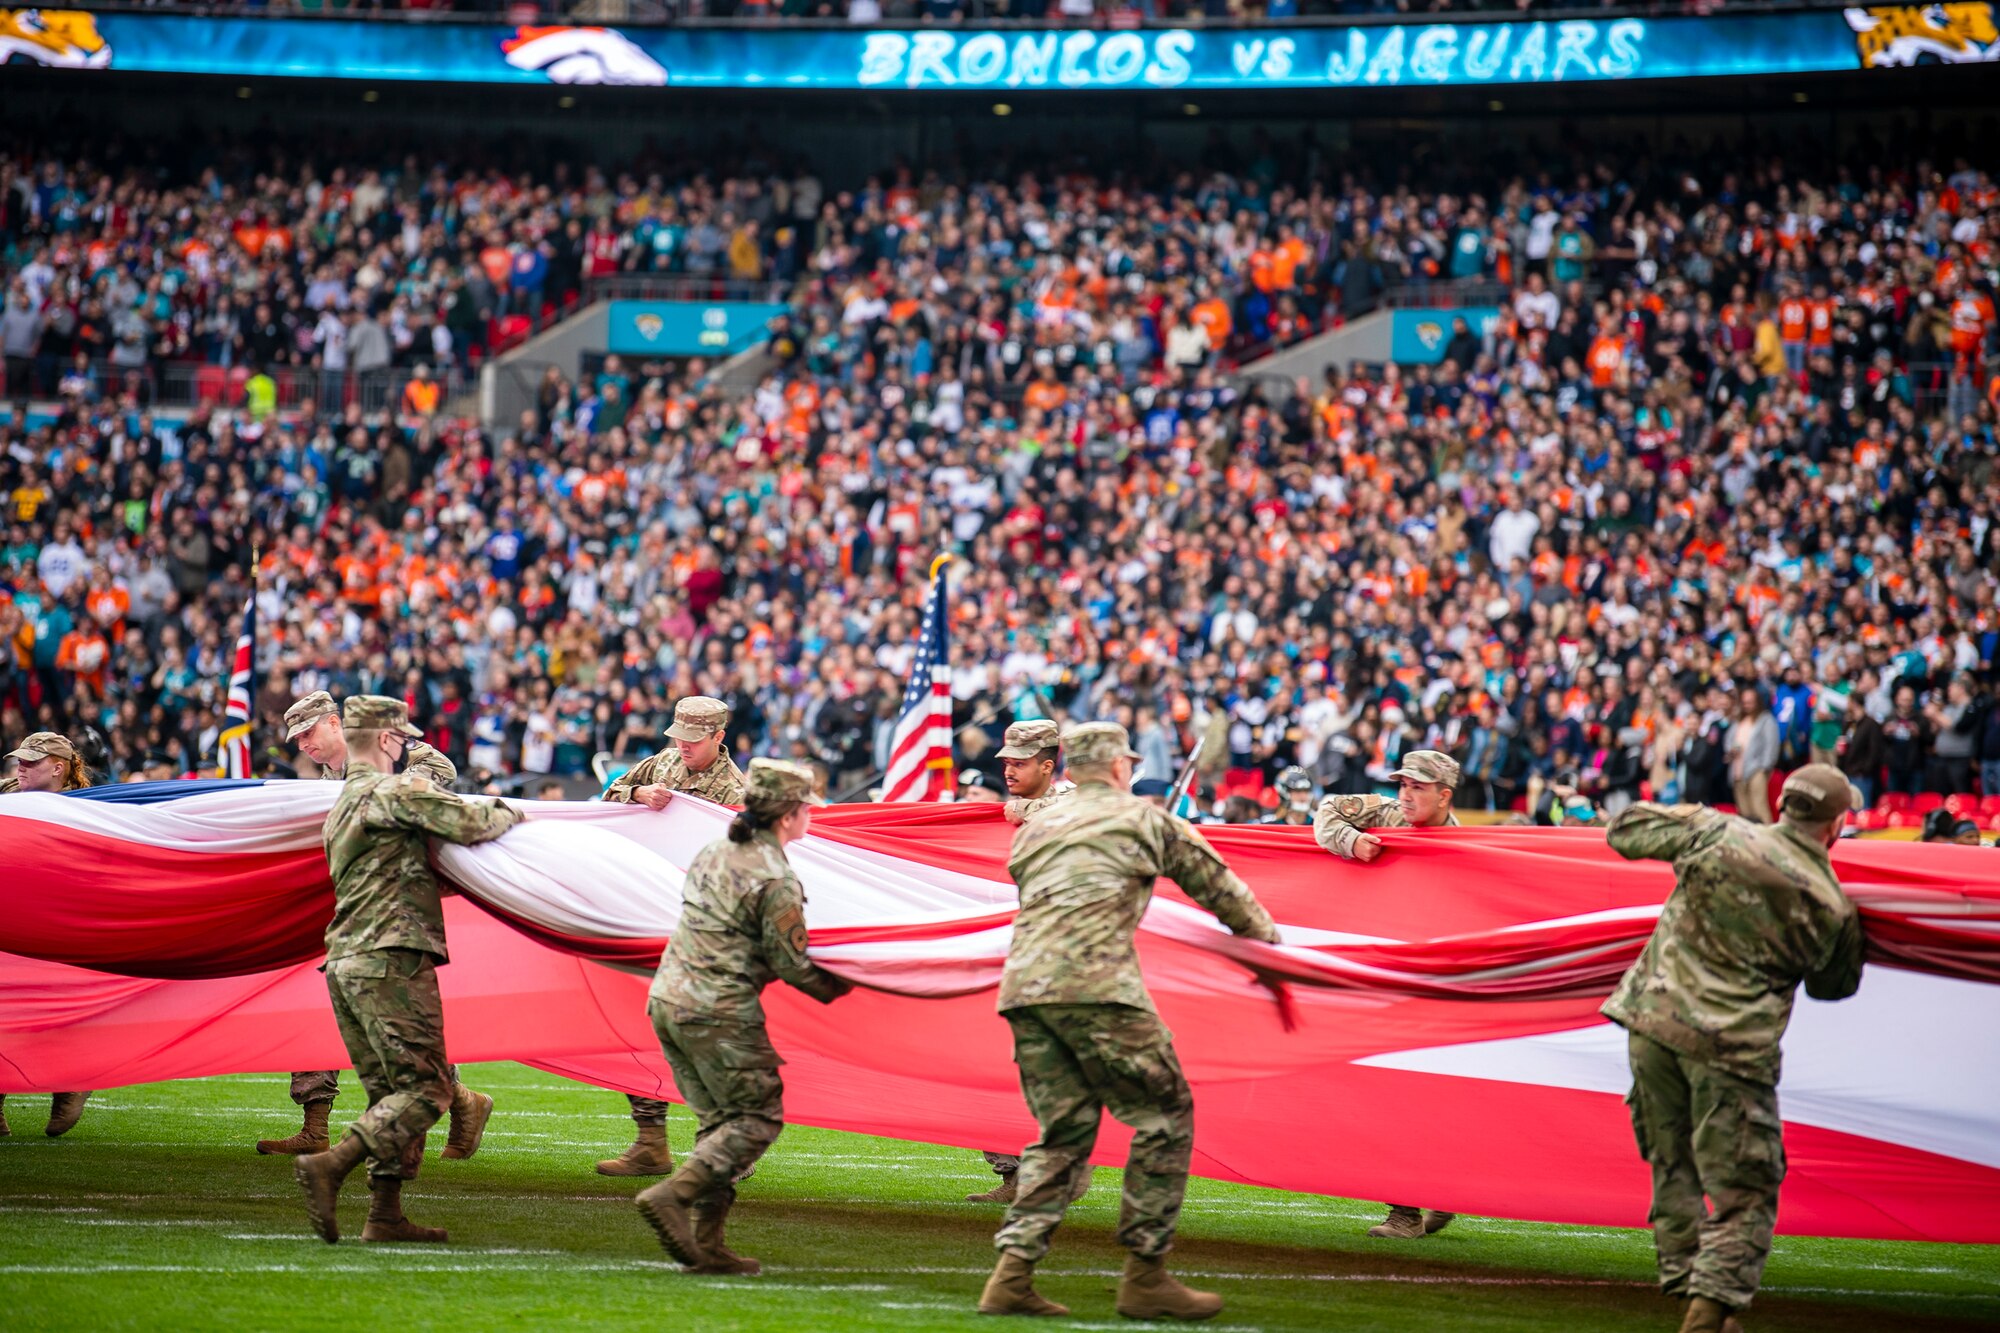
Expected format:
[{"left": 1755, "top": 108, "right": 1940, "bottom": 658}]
[{"left": 3, "top": 1062, "right": 1995, "bottom": 1331}]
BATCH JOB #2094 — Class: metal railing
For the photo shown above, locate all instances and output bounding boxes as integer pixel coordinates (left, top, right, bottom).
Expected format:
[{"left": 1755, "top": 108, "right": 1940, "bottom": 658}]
[
  {"left": 3, "top": 358, "right": 466, "bottom": 420},
  {"left": 583, "top": 273, "right": 794, "bottom": 305}
]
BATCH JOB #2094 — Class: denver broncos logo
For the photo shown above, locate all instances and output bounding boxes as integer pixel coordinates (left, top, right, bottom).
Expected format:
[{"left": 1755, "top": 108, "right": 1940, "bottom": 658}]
[
  {"left": 1845, "top": 3, "right": 1998, "bottom": 66},
  {"left": 500, "top": 26, "right": 667, "bottom": 86},
  {"left": 0, "top": 9, "right": 112, "bottom": 68}
]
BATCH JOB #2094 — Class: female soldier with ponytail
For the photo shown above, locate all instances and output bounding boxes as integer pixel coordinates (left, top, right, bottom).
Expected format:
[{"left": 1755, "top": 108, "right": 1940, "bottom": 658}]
[
  {"left": 0, "top": 732, "right": 94, "bottom": 1137},
  {"left": 634, "top": 758, "right": 852, "bottom": 1274}
]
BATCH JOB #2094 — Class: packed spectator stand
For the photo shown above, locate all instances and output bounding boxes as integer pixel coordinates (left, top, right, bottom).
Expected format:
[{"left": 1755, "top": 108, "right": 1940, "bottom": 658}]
[{"left": 2, "top": 118, "right": 1997, "bottom": 834}]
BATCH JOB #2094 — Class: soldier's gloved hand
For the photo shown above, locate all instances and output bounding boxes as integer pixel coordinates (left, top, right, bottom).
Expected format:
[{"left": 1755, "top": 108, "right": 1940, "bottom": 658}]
[
  {"left": 1352, "top": 832, "right": 1385, "bottom": 862},
  {"left": 634, "top": 784, "right": 672, "bottom": 812}
]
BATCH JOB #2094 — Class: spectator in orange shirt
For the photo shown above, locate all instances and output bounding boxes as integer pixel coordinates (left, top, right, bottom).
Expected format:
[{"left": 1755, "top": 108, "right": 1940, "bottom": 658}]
[
  {"left": 1777, "top": 279, "right": 1809, "bottom": 379},
  {"left": 56, "top": 620, "right": 110, "bottom": 700},
  {"left": 1022, "top": 364, "right": 1068, "bottom": 414},
  {"left": 1191, "top": 294, "right": 1232, "bottom": 350}
]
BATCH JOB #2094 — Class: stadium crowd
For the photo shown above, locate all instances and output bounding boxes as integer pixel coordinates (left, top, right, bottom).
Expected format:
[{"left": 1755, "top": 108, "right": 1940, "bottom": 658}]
[{"left": 1, "top": 125, "right": 1997, "bottom": 825}]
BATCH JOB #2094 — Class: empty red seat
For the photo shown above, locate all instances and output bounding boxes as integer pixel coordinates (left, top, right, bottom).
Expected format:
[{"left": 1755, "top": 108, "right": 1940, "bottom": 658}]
[
  {"left": 1945, "top": 793, "right": 1981, "bottom": 818},
  {"left": 1878, "top": 792, "right": 1913, "bottom": 813},
  {"left": 1889, "top": 811, "right": 1926, "bottom": 829},
  {"left": 1850, "top": 809, "right": 1888, "bottom": 832},
  {"left": 193, "top": 364, "right": 226, "bottom": 405},
  {"left": 1911, "top": 792, "right": 1945, "bottom": 814},
  {"left": 1979, "top": 795, "right": 2000, "bottom": 815}
]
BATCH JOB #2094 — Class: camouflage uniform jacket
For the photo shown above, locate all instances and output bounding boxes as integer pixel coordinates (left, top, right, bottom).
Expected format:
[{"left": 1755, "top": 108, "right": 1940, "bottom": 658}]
[
  {"left": 321, "top": 740, "right": 458, "bottom": 788},
  {"left": 1601, "top": 802, "right": 1864, "bottom": 1086},
  {"left": 605, "top": 746, "right": 747, "bottom": 806},
  {"left": 648, "top": 828, "right": 847, "bottom": 1020},
  {"left": 322, "top": 763, "right": 523, "bottom": 964},
  {"left": 1004, "top": 780, "right": 1075, "bottom": 824},
  {"left": 1312, "top": 792, "right": 1459, "bottom": 858},
  {"left": 1001, "top": 779, "right": 1279, "bottom": 1014}
]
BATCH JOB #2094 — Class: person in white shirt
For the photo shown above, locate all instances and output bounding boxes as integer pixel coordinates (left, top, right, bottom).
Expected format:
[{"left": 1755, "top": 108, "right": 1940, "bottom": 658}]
[{"left": 1488, "top": 496, "right": 1542, "bottom": 570}]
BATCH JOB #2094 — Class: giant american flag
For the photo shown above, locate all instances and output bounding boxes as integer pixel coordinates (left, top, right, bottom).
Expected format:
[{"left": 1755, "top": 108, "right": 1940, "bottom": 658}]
[
  {"left": 214, "top": 594, "right": 255, "bottom": 779},
  {"left": 880, "top": 558, "right": 952, "bottom": 802}
]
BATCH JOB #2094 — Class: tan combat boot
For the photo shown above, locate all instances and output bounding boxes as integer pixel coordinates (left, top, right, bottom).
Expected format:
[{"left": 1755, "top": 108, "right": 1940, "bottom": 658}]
[
  {"left": 360, "top": 1176, "right": 448, "bottom": 1243},
  {"left": 636, "top": 1159, "right": 721, "bottom": 1267},
  {"left": 1367, "top": 1205, "right": 1426, "bottom": 1239},
  {"left": 1678, "top": 1296, "right": 1742, "bottom": 1333},
  {"left": 45, "top": 1092, "right": 90, "bottom": 1137},
  {"left": 441, "top": 1083, "right": 493, "bottom": 1160},
  {"left": 294, "top": 1130, "right": 368, "bottom": 1243},
  {"left": 1114, "top": 1252, "right": 1223, "bottom": 1321},
  {"left": 1421, "top": 1209, "right": 1457, "bottom": 1235},
  {"left": 258, "top": 1101, "right": 332, "bottom": 1156},
  {"left": 977, "top": 1251, "right": 1070, "bottom": 1316},
  {"left": 966, "top": 1171, "right": 1019, "bottom": 1204},
  {"left": 598, "top": 1123, "right": 674, "bottom": 1177},
  {"left": 687, "top": 1186, "right": 760, "bottom": 1275}
]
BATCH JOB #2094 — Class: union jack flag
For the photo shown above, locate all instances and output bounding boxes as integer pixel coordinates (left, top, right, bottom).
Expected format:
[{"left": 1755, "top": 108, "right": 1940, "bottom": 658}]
[
  {"left": 880, "top": 560, "right": 953, "bottom": 803},
  {"left": 214, "top": 595, "right": 255, "bottom": 779}
]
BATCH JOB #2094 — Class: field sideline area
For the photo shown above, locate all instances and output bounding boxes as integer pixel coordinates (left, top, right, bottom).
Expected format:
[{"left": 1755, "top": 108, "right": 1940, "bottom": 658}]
[{"left": 3, "top": 1063, "right": 1995, "bottom": 1331}]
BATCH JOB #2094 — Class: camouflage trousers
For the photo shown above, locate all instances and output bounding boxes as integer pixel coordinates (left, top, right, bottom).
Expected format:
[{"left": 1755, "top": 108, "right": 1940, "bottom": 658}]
[
  {"left": 325, "top": 948, "right": 453, "bottom": 1183},
  {"left": 1625, "top": 1032, "right": 1786, "bottom": 1310},
  {"left": 648, "top": 998, "right": 785, "bottom": 1186},
  {"left": 627, "top": 1093, "right": 671, "bottom": 1127},
  {"left": 994, "top": 1003, "right": 1194, "bottom": 1263},
  {"left": 288, "top": 1062, "right": 460, "bottom": 1107}
]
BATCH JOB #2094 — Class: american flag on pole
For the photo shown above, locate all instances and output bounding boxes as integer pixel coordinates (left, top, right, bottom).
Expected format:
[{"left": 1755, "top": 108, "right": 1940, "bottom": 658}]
[
  {"left": 214, "top": 594, "right": 255, "bottom": 779},
  {"left": 880, "top": 557, "right": 953, "bottom": 803}
]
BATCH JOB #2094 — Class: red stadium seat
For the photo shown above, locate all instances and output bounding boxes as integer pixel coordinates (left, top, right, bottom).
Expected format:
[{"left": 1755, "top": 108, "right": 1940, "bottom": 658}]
[
  {"left": 1980, "top": 795, "right": 2000, "bottom": 816},
  {"left": 1889, "top": 812, "right": 1926, "bottom": 830},
  {"left": 1945, "top": 793, "right": 1981, "bottom": 819},
  {"left": 1850, "top": 809, "right": 1888, "bottom": 832},
  {"left": 1911, "top": 792, "right": 1945, "bottom": 814},
  {"left": 193, "top": 364, "right": 226, "bottom": 405},
  {"left": 1878, "top": 793, "right": 1913, "bottom": 813}
]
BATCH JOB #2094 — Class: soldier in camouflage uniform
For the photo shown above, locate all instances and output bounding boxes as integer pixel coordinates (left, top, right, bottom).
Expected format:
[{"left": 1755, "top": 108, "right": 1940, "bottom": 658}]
[
  {"left": 1312, "top": 747, "right": 1464, "bottom": 1240},
  {"left": 0, "top": 732, "right": 93, "bottom": 1139},
  {"left": 292, "top": 696, "right": 525, "bottom": 1245},
  {"left": 980, "top": 722, "right": 1280, "bottom": 1321},
  {"left": 258, "top": 691, "right": 493, "bottom": 1160},
  {"left": 633, "top": 758, "right": 851, "bottom": 1274},
  {"left": 1604, "top": 765, "right": 1865, "bottom": 1333},
  {"left": 599, "top": 696, "right": 749, "bottom": 1178},
  {"left": 969, "top": 719, "right": 1075, "bottom": 1205}
]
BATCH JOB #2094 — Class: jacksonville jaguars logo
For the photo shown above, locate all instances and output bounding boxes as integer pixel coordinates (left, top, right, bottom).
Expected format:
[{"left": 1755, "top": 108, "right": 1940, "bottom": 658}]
[
  {"left": 1844, "top": 3, "right": 1999, "bottom": 66},
  {"left": 501, "top": 26, "right": 668, "bottom": 86},
  {"left": 0, "top": 9, "right": 112, "bottom": 68}
]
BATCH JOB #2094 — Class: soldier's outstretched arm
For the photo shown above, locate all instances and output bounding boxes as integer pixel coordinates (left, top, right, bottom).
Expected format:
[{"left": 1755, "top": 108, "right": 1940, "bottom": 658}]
[
  {"left": 758, "top": 875, "right": 852, "bottom": 1003},
  {"left": 601, "top": 754, "right": 656, "bottom": 804},
  {"left": 1605, "top": 802, "right": 1712, "bottom": 863},
  {"left": 374, "top": 774, "right": 524, "bottom": 845},
  {"left": 1312, "top": 793, "right": 1387, "bottom": 860},
  {"left": 1162, "top": 816, "right": 1281, "bottom": 943},
  {"left": 1805, "top": 910, "right": 1865, "bottom": 1002}
]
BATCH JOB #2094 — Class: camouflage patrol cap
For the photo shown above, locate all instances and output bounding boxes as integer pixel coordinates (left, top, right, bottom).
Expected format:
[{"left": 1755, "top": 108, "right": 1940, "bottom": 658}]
[
  {"left": 996, "top": 719, "right": 1061, "bottom": 760},
  {"left": 1779, "top": 764, "right": 1863, "bottom": 823},
  {"left": 744, "top": 757, "right": 823, "bottom": 807},
  {"left": 665, "top": 695, "right": 730, "bottom": 742},
  {"left": 284, "top": 690, "right": 339, "bottom": 741},
  {"left": 6, "top": 731, "right": 76, "bottom": 763},
  {"left": 1062, "top": 721, "right": 1141, "bottom": 768},
  {"left": 342, "top": 694, "right": 422, "bottom": 737},
  {"left": 1389, "top": 750, "right": 1461, "bottom": 788}
]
